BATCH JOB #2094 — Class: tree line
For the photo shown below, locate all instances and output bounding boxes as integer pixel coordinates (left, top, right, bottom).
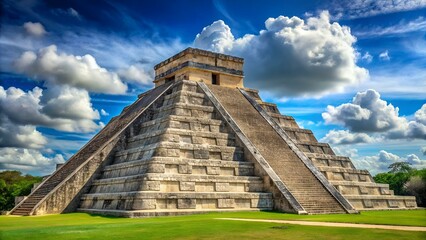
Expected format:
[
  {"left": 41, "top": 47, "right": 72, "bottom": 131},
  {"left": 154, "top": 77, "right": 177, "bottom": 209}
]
[
  {"left": 0, "top": 171, "right": 43, "bottom": 211},
  {"left": 374, "top": 162, "right": 426, "bottom": 207}
]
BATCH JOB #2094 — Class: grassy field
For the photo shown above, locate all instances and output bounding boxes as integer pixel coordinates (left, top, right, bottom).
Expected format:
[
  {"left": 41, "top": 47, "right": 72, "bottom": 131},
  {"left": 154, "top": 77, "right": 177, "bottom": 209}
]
[{"left": 0, "top": 210, "right": 425, "bottom": 240}]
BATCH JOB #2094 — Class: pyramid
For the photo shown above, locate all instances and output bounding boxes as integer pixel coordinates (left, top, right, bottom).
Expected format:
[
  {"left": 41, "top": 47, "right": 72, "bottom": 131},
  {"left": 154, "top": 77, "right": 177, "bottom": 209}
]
[{"left": 10, "top": 48, "right": 417, "bottom": 217}]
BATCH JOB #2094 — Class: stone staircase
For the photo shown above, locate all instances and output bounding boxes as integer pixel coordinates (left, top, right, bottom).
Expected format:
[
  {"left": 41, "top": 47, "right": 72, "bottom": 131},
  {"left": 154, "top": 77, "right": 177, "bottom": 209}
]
[
  {"left": 9, "top": 83, "right": 174, "bottom": 216},
  {"left": 78, "top": 81, "right": 273, "bottom": 217},
  {"left": 247, "top": 88, "right": 417, "bottom": 210},
  {"left": 204, "top": 84, "right": 351, "bottom": 214}
]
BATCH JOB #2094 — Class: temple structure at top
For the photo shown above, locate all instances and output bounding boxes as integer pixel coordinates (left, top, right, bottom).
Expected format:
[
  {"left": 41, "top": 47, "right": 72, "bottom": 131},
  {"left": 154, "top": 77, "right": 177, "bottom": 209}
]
[{"left": 154, "top": 48, "right": 244, "bottom": 88}]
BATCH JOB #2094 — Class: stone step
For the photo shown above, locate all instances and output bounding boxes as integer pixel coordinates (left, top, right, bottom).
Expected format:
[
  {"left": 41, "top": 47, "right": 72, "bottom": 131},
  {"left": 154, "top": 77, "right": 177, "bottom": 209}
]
[
  {"left": 139, "top": 114, "right": 223, "bottom": 131},
  {"left": 343, "top": 195, "right": 417, "bottom": 209},
  {"left": 153, "top": 102, "right": 215, "bottom": 120},
  {"left": 317, "top": 166, "right": 373, "bottom": 182},
  {"left": 127, "top": 128, "right": 234, "bottom": 149},
  {"left": 295, "top": 140, "right": 334, "bottom": 155},
  {"left": 93, "top": 173, "right": 263, "bottom": 185},
  {"left": 305, "top": 153, "right": 355, "bottom": 169},
  {"left": 162, "top": 89, "right": 208, "bottom": 106},
  {"left": 90, "top": 173, "right": 265, "bottom": 194},
  {"left": 330, "top": 181, "right": 394, "bottom": 196},
  {"left": 282, "top": 128, "right": 317, "bottom": 142},
  {"left": 114, "top": 142, "right": 244, "bottom": 165},
  {"left": 102, "top": 157, "right": 256, "bottom": 179},
  {"left": 80, "top": 191, "right": 273, "bottom": 211},
  {"left": 268, "top": 112, "right": 299, "bottom": 128}
]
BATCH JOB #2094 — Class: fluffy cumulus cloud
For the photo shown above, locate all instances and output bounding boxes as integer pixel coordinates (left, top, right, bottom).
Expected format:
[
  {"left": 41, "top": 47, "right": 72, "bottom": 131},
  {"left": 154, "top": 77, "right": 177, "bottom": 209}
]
[
  {"left": 354, "top": 150, "right": 426, "bottom": 174},
  {"left": 0, "top": 148, "right": 65, "bottom": 175},
  {"left": 0, "top": 85, "right": 101, "bottom": 149},
  {"left": 118, "top": 64, "right": 153, "bottom": 86},
  {"left": 323, "top": 89, "right": 403, "bottom": 132},
  {"left": 193, "top": 12, "right": 369, "bottom": 97},
  {"left": 14, "top": 45, "right": 128, "bottom": 94},
  {"left": 323, "top": 89, "right": 426, "bottom": 142},
  {"left": 194, "top": 20, "right": 235, "bottom": 53},
  {"left": 23, "top": 22, "right": 46, "bottom": 37},
  {"left": 321, "top": 130, "right": 375, "bottom": 145}
]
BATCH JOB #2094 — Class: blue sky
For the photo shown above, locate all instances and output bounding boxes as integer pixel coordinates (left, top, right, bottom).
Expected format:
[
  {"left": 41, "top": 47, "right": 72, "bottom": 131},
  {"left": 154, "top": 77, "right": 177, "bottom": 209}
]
[{"left": 0, "top": 0, "right": 425, "bottom": 176}]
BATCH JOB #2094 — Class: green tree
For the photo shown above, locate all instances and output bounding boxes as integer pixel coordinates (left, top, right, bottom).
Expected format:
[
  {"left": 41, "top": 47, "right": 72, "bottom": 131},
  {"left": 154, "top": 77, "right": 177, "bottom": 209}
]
[
  {"left": 388, "top": 162, "right": 413, "bottom": 173},
  {"left": 0, "top": 171, "right": 43, "bottom": 211}
]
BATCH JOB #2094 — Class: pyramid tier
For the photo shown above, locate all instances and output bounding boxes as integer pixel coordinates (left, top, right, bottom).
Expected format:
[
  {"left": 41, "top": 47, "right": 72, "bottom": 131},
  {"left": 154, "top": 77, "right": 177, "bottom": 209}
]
[{"left": 78, "top": 80, "right": 273, "bottom": 216}]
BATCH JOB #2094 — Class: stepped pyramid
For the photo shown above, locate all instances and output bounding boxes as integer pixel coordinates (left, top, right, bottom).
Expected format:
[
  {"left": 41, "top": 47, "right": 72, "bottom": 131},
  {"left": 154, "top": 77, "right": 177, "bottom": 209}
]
[{"left": 10, "top": 48, "right": 417, "bottom": 217}]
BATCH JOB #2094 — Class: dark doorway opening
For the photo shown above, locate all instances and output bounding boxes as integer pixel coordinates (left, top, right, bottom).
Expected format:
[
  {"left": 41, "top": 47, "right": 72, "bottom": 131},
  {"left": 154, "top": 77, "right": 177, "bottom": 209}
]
[
  {"left": 165, "top": 75, "right": 175, "bottom": 83},
  {"left": 212, "top": 73, "right": 219, "bottom": 85}
]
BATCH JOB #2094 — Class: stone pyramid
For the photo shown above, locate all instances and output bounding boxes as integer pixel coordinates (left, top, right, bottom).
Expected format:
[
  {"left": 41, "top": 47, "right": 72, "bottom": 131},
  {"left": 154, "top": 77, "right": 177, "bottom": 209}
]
[{"left": 10, "top": 48, "right": 417, "bottom": 217}]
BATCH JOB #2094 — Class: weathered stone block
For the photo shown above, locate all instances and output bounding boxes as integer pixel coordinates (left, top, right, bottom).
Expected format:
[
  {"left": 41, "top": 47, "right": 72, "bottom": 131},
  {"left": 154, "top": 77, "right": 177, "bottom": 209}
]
[
  {"left": 178, "top": 164, "right": 192, "bottom": 174},
  {"left": 148, "top": 164, "right": 165, "bottom": 173},
  {"left": 217, "top": 199, "right": 235, "bottom": 208},
  {"left": 191, "top": 122, "right": 202, "bottom": 131},
  {"left": 194, "top": 149, "right": 209, "bottom": 159},
  {"left": 359, "top": 186, "right": 369, "bottom": 195},
  {"left": 141, "top": 181, "right": 160, "bottom": 191},
  {"left": 192, "top": 137, "right": 204, "bottom": 144},
  {"left": 210, "top": 125, "right": 219, "bottom": 132},
  {"left": 388, "top": 200, "right": 399, "bottom": 208},
  {"left": 180, "top": 135, "right": 192, "bottom": 143},
  {"left": 166, "top": 149, "right": 179, "bottom": 157},
  {"left": 251, "top": 198, "right": 272, "bottom": 208},
  {"left": 177, "top": 198, "right": 196, "bottom": 209},
  {"left": 179, "top": 182, "right": 195, "bottom": 191},
  {"left": 206, "top": 166, "right": 220, "bottom": 175},
  {"left": 209, "top": 152, "right": 222, "bottom": 160},
  {"left": 215, "top": 182, "right": 229, "bottom": 192},
  {"left": 221, "top": 152, "right": 233, "bottom": 161},
  {"left": 380, "top": 188, "right": 391, "bottom": 195},
  {"left": 363, "top": 199, "right": 373, "bottom": 208},
  {"left": 180, "top": 121, "right": 190, "bottom": 130},
  {"left": 132, "top": 199, "right": 156, "bottom": 210},
  {"left": 201, "top": 124, "right": 210, "bottom": 131},
  {"left": 204, "top": 137, "right": 217, "bottom": 145}
]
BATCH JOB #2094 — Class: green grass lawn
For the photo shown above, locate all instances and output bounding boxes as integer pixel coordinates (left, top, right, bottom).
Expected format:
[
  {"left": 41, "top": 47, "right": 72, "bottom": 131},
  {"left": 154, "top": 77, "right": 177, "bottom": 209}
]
[{"left": 0, "top": 210, "right": 425, "bottom": 240}]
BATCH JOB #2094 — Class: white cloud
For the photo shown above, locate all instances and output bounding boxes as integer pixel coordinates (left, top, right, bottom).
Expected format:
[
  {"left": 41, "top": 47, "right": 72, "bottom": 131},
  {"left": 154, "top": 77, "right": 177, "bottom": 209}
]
[
  {"left": 68, "top": 8, "right": 80, "bottom": 18},
  {"left": 321, "top": 130, "right": 375, "bottom": 144},
  {"left": 329, "top": 0, "right": 426, "bottom": 19},
  {"left": 0, "top": 86, "right": 101, "bottom": 149},
  {"left": 379, "top": 50, "right": 390, "bottom": 61},
  {"left": 354, "top": 150, "right": 426, "bottom": 174},
  {"left": 14, "top": 45, "right": 128, "bottom": 94},
  {"left": 100, "top": 109, "right": 109, "bottom": 116},
  {"left": 355, "top": 17, "right": 426, "bottom": 38},
  {"left": 361, "top": 52, "right": 373, "bottom": 63},
  {"left": 0, "top": 117, "right": 46, "bottom": 149},
  {"left": 194, "top": 20, "right": 235, "bottom": 53},
  {"left": 415, "top": 104, "right": 426, "bottom": 125},
  {"left": 421, "top": 146, "right": 426, "bottom": 155},
  {"left": 323, "top": 89, "right": 402, "bottom": 132},
  {"left": 23, "top": 22, "right": 46, "bottom": 37},
  {"left": 0, "top": 148, "right": 64, "bottom": 175},
  {"left": 193, "top": 12, "right": 369, "bottom": 97},
  {"left": 118, "top": 64, "right": 153, "bottom": 86},
  {"left": 323, "top": 90, "right": 426, "bottom": 141}
]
